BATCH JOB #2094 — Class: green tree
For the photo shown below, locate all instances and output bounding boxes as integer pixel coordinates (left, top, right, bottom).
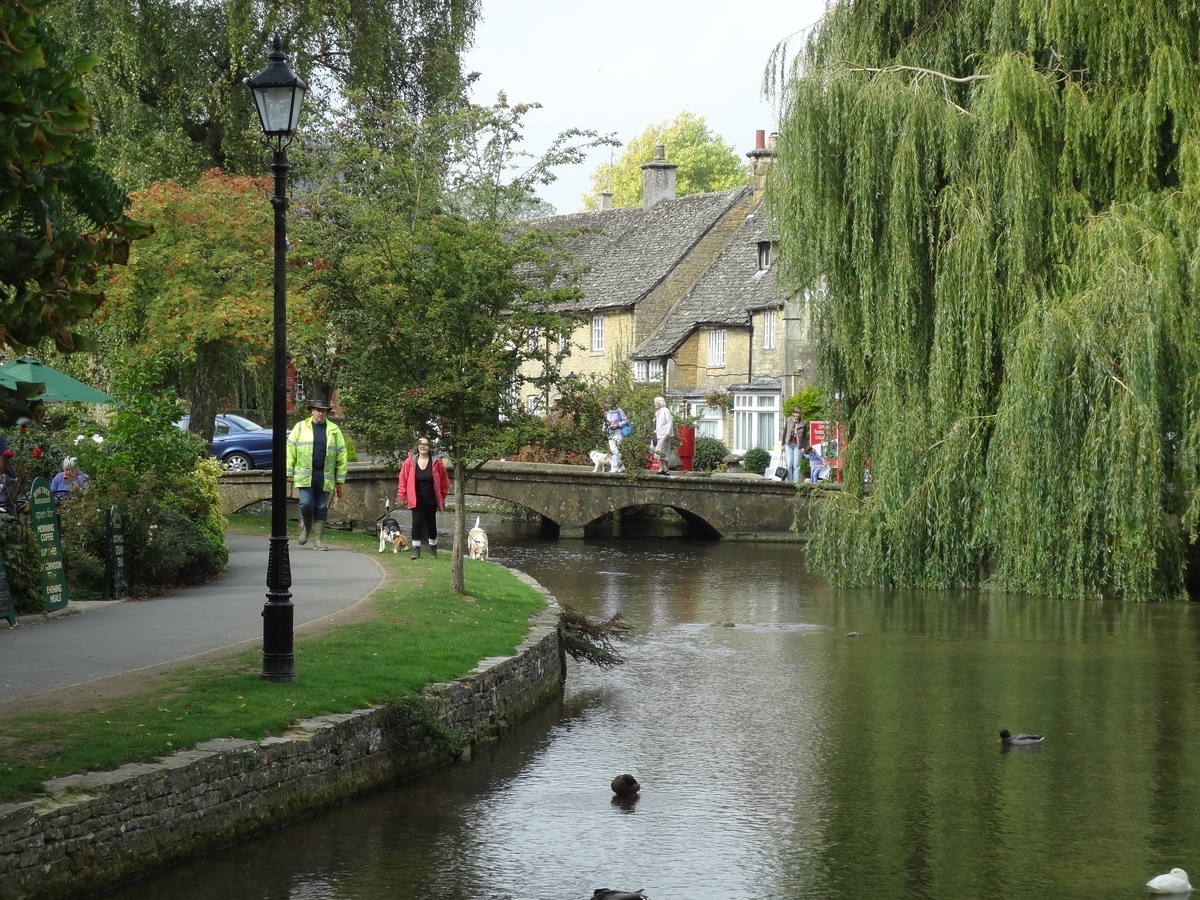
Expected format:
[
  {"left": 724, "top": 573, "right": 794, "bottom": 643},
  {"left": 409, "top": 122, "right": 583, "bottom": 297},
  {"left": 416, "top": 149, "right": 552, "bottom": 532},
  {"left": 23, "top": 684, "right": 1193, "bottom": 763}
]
[
  {"left": 770, "top": 1, "right": 1200, "bottom": 600},
  {"left": 582, "top": 111, "right": 748, "bottom": 209},
  {"left": 91, "top": 169, "right": 321, "bottom": 442},
  {"left": 0, "top": 0, "right": 147, "bottom": 355},
  {"left": 300, "top": 100, "right": 605, "bottom": 592},
  {"left": 46, "top": 0, "right": 482, "bottom": 187}
]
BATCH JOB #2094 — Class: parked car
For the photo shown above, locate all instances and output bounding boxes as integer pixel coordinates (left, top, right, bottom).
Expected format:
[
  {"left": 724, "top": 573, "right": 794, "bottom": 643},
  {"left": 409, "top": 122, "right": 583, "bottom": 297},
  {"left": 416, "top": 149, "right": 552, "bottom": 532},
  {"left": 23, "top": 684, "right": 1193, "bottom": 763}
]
[{"left": 176, "top": 414, "right": 275, "bottom": 471}]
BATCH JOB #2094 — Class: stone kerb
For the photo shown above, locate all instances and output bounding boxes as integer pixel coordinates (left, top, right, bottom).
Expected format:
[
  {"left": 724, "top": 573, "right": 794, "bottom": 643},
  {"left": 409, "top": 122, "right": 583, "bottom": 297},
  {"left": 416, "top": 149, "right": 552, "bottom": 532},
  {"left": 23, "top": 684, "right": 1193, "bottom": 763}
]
[{"left": 0, "top": 576, "right": 564, "bottom": 900}]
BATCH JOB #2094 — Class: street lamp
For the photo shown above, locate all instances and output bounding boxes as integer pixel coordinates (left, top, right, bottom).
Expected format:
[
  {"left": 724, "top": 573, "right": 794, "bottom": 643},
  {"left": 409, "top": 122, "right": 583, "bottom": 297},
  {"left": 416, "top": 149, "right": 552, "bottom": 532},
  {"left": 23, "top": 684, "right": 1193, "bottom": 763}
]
[{"left": 247, "top": 34, "right": 307, "bottom": 683}]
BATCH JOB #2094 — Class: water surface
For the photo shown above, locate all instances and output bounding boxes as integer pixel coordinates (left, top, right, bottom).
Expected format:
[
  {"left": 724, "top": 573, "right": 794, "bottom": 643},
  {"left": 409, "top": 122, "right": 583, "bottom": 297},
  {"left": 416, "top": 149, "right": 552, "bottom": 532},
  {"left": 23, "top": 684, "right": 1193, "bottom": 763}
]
[{"left": 103, "top": 521, "right": 1200, "bottom": 900}]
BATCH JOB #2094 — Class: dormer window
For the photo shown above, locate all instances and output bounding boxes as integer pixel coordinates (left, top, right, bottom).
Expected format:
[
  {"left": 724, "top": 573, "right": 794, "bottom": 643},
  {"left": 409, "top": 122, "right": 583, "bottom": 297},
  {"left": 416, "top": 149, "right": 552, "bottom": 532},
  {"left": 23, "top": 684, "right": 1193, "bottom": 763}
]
[{"left": 757, "top": 241, "right": 773, "bottom": 271}]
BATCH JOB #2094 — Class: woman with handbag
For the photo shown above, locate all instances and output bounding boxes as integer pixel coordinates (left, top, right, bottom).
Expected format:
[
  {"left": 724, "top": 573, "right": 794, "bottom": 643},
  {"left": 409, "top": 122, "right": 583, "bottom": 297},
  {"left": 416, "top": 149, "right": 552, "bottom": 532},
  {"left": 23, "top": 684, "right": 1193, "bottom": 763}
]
[
  {"left": 780, "top": 407, "right": 809, "bottom": 483},
  {"left": 604, "top": 397, "right": 630, "bottom": 473}
]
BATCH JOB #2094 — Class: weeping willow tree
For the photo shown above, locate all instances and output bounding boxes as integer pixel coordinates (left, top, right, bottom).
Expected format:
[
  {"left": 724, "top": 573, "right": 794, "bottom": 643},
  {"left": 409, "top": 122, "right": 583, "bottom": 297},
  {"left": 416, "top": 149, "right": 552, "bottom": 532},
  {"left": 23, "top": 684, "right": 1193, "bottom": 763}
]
[{"left": 770, "top": 0, "right": 1200, "bottom": 600}]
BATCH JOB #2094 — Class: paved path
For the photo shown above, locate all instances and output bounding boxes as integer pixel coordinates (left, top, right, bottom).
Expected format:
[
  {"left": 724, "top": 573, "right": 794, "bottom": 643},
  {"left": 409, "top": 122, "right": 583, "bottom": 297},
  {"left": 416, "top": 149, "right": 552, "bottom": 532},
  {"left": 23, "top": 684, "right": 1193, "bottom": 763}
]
[{"left": 0, "top": 533, "right": 385, "bottom": 703}]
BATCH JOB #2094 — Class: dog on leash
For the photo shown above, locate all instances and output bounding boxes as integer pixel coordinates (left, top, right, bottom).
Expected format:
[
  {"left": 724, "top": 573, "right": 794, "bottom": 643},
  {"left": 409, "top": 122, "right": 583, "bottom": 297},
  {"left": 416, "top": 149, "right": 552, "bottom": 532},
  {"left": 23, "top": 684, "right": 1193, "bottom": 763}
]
[
  {"left": 377, "top": 500, "right": 408, "bottom": 553},
  {"left": 589, "top": 449, "right": 613, "bottom": 472},
  {"left": 467, "top": 516, "right": 489, "bottom": 560}
]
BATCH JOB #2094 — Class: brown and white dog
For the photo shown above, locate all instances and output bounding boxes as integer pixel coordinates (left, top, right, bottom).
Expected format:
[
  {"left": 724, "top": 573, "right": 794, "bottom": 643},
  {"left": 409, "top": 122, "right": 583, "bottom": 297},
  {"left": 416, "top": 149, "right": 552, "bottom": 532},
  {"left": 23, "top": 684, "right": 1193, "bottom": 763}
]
[
  {"left": 467, "top": 516, "right": 489, "bottom": 560},
  {"left": 589, "top": 449, "right": 613, "bottom": 472},
  {"left": 378, "top": 500, "right": 408, "bottom": 553}
]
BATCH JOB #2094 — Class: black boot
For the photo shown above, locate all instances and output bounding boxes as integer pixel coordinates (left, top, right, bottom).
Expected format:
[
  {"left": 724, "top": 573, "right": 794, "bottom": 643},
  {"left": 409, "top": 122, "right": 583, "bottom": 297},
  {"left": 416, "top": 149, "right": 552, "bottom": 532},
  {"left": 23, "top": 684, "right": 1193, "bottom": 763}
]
[
  {"left": 411, "top": 541, "right": 421, "bottom": 560},
  {"left": 428, "top": 541, "right": 438, "bottom": 558}
]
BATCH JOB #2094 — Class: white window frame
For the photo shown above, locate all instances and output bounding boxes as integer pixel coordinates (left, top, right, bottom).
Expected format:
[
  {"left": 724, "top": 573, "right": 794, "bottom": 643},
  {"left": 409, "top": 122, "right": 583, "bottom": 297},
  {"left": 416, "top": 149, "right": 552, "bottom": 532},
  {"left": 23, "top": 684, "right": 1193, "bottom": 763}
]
[
  {"left": 527, "top": 327, "right": 540, "bottom": 353},
  {"left": 558, "top": 330, "right": 570, "bottom": 353},
  {"left": 732, "top": 392, "right": 780, "bottom": 454},
  {"left": 648, "top": 358, "right": 664, "bottom": 381},
  {"left": 762, "top": 309, "right": 776, "bottom": 350},
  {"left": 689, "top": 401, "right": 723, "bottom": 440},
  {"left": 707, "top": 329, "right": 726, "bottom": 368},
  {"left": 591, "top": 315, "right": 604, "bottom": 352},
  {"left": 527, "top": 394, "right": 541, "bottom": 414}
]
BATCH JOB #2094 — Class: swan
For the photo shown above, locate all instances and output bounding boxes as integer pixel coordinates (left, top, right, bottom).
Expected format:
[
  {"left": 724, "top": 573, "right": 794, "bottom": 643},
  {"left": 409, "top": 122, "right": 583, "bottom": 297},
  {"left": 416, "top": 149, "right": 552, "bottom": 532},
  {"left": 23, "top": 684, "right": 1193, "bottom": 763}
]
[
  {"left": 999, "top": 729, "right": 1044, "bottom": 747},
  {"left": 1147, "top": 868, "right": 1192, "bottom": 894}
]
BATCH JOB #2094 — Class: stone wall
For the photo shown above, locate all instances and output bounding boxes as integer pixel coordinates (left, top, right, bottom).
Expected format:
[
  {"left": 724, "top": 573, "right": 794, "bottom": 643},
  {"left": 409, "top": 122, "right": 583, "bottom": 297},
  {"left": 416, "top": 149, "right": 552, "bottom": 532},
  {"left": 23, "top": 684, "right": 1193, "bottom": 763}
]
[{"left": 0, "top": 573, "right": 564, "bottom": 900}]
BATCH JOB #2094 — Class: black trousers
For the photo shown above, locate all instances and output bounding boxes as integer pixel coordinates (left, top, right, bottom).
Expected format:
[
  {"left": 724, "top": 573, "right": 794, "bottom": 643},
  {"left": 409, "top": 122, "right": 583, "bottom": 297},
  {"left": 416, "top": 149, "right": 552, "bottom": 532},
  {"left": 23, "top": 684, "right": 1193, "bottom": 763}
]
[{"left": 411, "top": 503, "right": 439, "bottom": 543}]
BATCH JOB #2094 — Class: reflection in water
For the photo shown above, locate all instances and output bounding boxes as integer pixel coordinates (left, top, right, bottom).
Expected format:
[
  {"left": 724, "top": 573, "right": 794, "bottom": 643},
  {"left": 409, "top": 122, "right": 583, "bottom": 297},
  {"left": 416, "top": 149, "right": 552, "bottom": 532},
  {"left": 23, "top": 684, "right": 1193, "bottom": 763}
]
[{"left": 101, "top": 518, "right": 1200, "bottom": 900}]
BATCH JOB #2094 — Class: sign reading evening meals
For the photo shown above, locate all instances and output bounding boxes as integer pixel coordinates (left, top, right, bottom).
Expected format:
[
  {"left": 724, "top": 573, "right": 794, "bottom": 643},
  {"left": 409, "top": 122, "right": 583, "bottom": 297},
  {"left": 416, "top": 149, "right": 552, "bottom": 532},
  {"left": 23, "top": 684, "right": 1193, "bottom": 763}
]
[{"left": 30, "top": 476, "right": 68, "bottom": 611}]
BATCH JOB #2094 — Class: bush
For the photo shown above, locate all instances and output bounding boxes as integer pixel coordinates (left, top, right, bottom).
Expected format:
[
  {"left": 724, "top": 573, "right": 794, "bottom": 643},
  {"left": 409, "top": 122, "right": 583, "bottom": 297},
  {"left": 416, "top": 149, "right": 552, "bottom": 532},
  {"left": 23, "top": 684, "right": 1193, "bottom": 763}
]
[
  {"left": 692, "top": 437, "right": 729, "bottom": 472},
  {"left": 743, "top": 447, "right": 771, "bottom": 476}
]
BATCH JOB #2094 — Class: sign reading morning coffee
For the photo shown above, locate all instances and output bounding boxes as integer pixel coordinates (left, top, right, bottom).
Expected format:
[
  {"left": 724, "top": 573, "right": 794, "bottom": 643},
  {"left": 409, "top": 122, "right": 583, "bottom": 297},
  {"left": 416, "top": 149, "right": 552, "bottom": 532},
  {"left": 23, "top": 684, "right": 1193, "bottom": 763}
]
[
  {"left": 0, "top": 552, "right": 15, "bottom": 627},
  {"left": 29, "top": 476, "right": 67, "bottom": 611},
  {"left": 106, "top": 505, "right": 127, "bottom": 601}
]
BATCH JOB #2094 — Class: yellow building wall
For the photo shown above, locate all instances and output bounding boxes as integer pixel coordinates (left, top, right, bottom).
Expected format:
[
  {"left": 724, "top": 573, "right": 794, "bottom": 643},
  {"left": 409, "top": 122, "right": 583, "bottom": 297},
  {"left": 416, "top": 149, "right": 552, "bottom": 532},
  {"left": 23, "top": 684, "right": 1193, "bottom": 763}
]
[{"left": 517, "top": 308, "right": 636, "bottom": 404}]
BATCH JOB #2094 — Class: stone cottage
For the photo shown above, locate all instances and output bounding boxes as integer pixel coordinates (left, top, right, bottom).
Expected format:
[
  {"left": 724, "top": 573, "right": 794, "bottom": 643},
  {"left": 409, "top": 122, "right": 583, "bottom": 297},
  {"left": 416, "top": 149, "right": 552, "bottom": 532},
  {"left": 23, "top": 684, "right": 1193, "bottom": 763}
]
[{"left": 519, "top": 132, "right": 816, "bottom": 455}]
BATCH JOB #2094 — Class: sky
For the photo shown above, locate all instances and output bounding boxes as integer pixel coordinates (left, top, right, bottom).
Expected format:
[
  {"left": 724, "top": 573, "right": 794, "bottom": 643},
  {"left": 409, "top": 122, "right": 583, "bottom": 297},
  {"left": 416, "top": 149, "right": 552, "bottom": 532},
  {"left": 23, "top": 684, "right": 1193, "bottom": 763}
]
[{"left": 462, "top": 0, "right": 830, "bottom": 215}]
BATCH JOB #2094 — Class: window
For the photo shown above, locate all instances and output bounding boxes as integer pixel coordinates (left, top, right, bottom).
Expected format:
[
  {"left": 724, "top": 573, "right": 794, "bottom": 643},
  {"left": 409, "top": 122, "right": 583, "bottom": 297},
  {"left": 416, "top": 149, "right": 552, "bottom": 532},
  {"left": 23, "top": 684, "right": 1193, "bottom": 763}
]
[
  {"left": 527, "top": 395, "right": 541, "bottom": 414},
  {"left": 762, "top": 309, "right": 776, "bottom": 350},
  {"left": 648, "top": 359, "right": 664, "bottom": 380},
  {"left": 527, "top": 327, "right": 540, "bottom": 353},
  {"left": 591, "top": 315, "right": 604, "bottom": 352},
  {"left": 690, "top": 402, "right": 723, "bottom": 440},
  {"left": 634, "top": 359, "right": 665, "bottom": 382},
  {"left": 732, "top": 393, "right": 780, "bottom": 454},
  {"left": 757, "top": 241, "right": 773, "bottom": 271},
  {"left": 558, "top": 330, "right": 570, "bottom": 353},
  {"left": 707, "top": 329, "right": 726, "bottom": 367}
]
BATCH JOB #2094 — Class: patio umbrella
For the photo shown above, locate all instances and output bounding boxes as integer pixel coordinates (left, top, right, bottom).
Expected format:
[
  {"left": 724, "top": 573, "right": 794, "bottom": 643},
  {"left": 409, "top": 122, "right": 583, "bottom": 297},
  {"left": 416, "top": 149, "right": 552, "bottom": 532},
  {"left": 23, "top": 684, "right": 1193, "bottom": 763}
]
[{"left": 0, "top": 357, "right": 115, "bottom": 403}]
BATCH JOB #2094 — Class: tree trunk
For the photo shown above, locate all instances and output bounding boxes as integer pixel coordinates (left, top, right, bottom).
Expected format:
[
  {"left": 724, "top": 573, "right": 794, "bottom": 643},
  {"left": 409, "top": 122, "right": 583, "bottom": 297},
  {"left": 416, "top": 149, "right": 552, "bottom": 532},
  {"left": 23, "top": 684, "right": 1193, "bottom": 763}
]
[
  {"left": 451, "top": 455, "right": 466, "bottom": 593},
  {"left": 187, "top": 342, "right": 224, "bottom": 444}
]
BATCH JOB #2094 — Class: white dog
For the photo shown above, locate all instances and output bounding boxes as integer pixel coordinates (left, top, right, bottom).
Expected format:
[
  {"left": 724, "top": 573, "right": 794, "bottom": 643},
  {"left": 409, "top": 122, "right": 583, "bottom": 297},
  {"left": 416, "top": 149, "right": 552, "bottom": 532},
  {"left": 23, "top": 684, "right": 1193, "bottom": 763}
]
[
  {"left": 589, "top": 449, "right": 613, "bottom": 472},
  {"left": 467, "top": 516, "right": 489, "bottom": 560},
  {"left": 377, "top": 500, "right": 408, "bottom": 553}
]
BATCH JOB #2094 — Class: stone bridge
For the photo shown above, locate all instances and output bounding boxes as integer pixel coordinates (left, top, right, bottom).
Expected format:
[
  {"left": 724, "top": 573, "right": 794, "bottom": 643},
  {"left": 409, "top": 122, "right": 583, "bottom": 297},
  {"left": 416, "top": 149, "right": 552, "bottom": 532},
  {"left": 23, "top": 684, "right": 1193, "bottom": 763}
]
[{"left": 218, "top": 461, "right": 808, "bottom": 541}]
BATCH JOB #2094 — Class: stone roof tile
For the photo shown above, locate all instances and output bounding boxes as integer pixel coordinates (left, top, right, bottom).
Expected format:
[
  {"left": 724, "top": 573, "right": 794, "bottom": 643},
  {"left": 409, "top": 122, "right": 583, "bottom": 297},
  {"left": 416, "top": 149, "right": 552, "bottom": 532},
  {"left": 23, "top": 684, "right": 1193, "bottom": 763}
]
[{"left": 632, "top": 201, "right": 782, "bottom": 358}]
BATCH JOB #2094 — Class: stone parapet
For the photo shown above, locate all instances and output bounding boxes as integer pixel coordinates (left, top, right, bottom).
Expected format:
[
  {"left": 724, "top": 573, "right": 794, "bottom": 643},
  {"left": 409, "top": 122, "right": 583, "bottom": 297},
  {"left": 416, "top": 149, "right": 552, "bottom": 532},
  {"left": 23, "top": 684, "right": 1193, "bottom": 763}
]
[{"left": 0, "top": 574, "right": 563, "bottom": 900}]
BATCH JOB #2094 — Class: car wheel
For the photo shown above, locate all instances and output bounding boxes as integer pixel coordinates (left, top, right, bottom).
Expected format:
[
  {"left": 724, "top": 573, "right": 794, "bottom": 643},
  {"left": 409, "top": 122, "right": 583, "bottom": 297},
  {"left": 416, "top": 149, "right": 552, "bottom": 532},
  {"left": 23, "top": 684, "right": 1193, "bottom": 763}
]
[{"left": 224, "top": 452, "right": 254, "bottom": 472}]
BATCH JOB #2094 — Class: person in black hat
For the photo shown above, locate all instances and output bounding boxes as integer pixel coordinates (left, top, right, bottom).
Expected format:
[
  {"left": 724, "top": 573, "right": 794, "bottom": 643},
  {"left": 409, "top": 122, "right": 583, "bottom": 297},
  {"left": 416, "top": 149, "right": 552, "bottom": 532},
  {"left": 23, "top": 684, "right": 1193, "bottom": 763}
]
[{"left": 285, "top": 396, "right": 348, "bottom": 550}]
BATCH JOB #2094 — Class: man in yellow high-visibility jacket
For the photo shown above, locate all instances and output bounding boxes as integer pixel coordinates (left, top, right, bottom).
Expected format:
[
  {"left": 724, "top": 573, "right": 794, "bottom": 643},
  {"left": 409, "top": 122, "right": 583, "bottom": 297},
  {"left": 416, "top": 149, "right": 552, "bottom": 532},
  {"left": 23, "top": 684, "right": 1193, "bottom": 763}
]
[{"left": 285, "top": 396, "right": 348, "bottom": 551}]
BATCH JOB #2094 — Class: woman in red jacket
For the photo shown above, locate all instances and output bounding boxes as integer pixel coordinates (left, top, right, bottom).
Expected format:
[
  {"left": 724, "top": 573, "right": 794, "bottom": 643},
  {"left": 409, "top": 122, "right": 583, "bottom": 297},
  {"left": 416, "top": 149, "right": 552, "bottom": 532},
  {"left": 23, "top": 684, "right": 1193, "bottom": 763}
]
[{"left": 397, "top": 436, "right": 450, "bottom": 560}]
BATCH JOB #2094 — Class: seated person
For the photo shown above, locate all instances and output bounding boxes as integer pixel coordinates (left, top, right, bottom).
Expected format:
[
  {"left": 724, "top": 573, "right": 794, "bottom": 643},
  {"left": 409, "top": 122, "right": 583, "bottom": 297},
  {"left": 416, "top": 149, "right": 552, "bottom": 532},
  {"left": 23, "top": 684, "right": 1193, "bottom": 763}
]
[
  {"left": 50, "top": 456, "right": 89, "bottom": 501},
  {"left": 802, "top": 446, "right": 831, "bottom": 483}
]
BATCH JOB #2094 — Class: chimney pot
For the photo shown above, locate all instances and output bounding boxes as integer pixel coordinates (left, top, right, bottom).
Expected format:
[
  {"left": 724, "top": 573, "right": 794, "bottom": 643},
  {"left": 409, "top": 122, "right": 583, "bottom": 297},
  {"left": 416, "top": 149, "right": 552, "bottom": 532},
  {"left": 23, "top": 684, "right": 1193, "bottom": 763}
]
[
  {"left": 755, "top": 129, "right": 766, "bottom": 150},
  {"left": 640, "top": 145, "right": 678, "bottom": 208},
  {"left": 600, "top": 192, "right": 613, "bottom": 210}
]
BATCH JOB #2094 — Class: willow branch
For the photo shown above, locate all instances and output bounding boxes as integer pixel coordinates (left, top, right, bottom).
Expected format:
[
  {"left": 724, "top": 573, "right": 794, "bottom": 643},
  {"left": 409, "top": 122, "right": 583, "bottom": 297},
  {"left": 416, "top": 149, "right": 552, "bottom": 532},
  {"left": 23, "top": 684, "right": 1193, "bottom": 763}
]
[{"left": 841, "top": 62, "right": 990, "bottom": 83}]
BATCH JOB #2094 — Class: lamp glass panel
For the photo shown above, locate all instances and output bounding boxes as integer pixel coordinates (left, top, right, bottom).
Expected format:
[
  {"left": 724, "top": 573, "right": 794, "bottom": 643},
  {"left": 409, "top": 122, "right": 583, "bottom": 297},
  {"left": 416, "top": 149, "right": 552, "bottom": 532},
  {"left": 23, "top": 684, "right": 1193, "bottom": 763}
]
[{"left": 253, "top": 84, "right": 304, "bottom": 134}]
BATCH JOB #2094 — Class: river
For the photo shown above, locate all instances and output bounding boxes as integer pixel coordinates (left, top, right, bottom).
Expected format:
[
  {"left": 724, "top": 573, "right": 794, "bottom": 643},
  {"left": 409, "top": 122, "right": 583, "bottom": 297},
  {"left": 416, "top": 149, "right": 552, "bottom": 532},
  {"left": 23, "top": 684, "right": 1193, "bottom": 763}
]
[{"left": 102, "top": 516, "right": 1200, "bottom": 900}]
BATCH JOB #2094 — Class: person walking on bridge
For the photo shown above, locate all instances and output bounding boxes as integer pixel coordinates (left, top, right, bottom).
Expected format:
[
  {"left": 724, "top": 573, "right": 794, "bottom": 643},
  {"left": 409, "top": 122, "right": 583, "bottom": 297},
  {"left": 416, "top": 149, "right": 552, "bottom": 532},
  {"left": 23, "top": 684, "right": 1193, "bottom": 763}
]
[
  {"left": 397, "top": 436, "right": 449, "bottom": 560},
  {"left": 286, "top": 396, "right": 348, "bottom": 551},
  {"left": 653, "top": 396, "right": 674, "bottom": 475}
]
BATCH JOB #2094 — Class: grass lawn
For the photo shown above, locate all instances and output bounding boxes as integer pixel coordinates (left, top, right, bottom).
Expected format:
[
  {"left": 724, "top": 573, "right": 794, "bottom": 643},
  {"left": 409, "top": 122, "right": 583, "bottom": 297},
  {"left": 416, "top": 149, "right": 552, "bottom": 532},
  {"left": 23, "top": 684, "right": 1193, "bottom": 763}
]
[{"left": 0, "top": 514, "right": 548, "bottom": 802}]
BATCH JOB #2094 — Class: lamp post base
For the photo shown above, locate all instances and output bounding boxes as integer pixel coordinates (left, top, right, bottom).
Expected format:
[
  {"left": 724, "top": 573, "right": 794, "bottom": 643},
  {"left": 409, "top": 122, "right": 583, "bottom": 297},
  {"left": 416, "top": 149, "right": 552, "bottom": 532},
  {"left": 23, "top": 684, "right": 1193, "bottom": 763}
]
[{"left": 261, "top": 533, "right": 296, "bottom": 682}]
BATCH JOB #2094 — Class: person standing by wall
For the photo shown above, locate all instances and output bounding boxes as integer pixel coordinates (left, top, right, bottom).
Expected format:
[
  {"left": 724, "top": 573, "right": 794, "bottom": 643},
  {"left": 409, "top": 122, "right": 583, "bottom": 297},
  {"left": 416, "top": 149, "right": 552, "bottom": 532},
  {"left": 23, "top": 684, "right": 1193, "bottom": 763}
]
[
  {"left": 603, "top": 397, "right": 630, "bottom": 474},
  {"left": 653, "top": 396, "right": 674, "bottom": 475},
  {"left": 286, "top": 397, "right": 348, "bottom": 551},
  {"left": 397, "top": 436, "right": 450, "bottom": 560},
  {"left": 780, "top": 407, "right": 809, "bottom": 483}
]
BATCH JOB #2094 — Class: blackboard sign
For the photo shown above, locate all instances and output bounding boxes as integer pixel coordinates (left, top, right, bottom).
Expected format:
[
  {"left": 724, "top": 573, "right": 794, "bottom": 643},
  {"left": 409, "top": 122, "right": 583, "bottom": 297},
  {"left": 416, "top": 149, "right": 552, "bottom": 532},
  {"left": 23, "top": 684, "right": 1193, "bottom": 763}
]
[
  {"left": 29, "top": 476, "right": 67, "bottom": 611},
  {"left": 0, "top": 552, "right": 15, "bottom": 627},
  {"left": 106, "top": 505, "right": 127, "bottom": 601}
]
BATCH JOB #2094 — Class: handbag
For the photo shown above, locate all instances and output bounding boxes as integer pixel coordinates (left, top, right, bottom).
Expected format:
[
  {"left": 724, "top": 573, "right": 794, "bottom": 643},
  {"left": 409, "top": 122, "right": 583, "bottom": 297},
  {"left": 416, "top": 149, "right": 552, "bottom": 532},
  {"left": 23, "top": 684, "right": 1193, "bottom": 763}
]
[
  {"left": 774, "top": 465, "right": 788, "bottom": 480},
  {"left": 620, "top": 422, "right": 633, "bottom": 438}
]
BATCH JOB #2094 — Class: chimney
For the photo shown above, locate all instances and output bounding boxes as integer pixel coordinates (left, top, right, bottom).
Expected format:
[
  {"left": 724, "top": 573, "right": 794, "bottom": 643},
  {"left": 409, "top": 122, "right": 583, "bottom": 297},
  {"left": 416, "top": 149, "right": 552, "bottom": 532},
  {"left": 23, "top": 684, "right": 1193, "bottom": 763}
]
[
  {"left": 599, "top": 191, "right": 613, "bottom": 210},
  {"left": 640, "top": 144, "right": 678, "bottom": 208},
  {"left": 746, "top": 129, "right": 776, "bottom": 197}
]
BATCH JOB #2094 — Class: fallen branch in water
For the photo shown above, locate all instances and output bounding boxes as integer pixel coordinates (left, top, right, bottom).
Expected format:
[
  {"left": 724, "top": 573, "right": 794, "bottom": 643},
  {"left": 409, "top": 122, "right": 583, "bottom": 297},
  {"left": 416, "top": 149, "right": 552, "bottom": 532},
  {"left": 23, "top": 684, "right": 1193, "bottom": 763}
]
[{"left": 558, "top": 606, "right": 633, "bottom": 669}]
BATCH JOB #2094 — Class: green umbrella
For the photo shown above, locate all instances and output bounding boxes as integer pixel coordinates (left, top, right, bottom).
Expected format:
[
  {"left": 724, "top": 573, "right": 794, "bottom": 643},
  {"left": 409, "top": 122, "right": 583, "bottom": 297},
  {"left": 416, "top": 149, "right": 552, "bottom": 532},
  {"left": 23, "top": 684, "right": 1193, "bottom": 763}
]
[{"left": 0, "top": 357, "right": 115, "bottom": 403}]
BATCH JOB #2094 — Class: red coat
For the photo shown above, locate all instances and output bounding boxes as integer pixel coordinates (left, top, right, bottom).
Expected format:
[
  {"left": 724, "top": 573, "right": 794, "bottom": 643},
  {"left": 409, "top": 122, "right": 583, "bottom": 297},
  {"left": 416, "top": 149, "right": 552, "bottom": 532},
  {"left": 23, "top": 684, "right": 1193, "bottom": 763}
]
[{"left": 397, "top": 453, "right": 450, "bottom": 510}]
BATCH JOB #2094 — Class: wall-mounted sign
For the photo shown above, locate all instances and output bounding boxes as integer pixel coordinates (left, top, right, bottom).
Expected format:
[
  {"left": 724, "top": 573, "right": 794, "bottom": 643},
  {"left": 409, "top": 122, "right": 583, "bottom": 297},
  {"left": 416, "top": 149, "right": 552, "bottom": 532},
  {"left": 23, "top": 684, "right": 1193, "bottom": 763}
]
[{"left": 29, "top": 477, "right": 67, "bottom": 611}]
